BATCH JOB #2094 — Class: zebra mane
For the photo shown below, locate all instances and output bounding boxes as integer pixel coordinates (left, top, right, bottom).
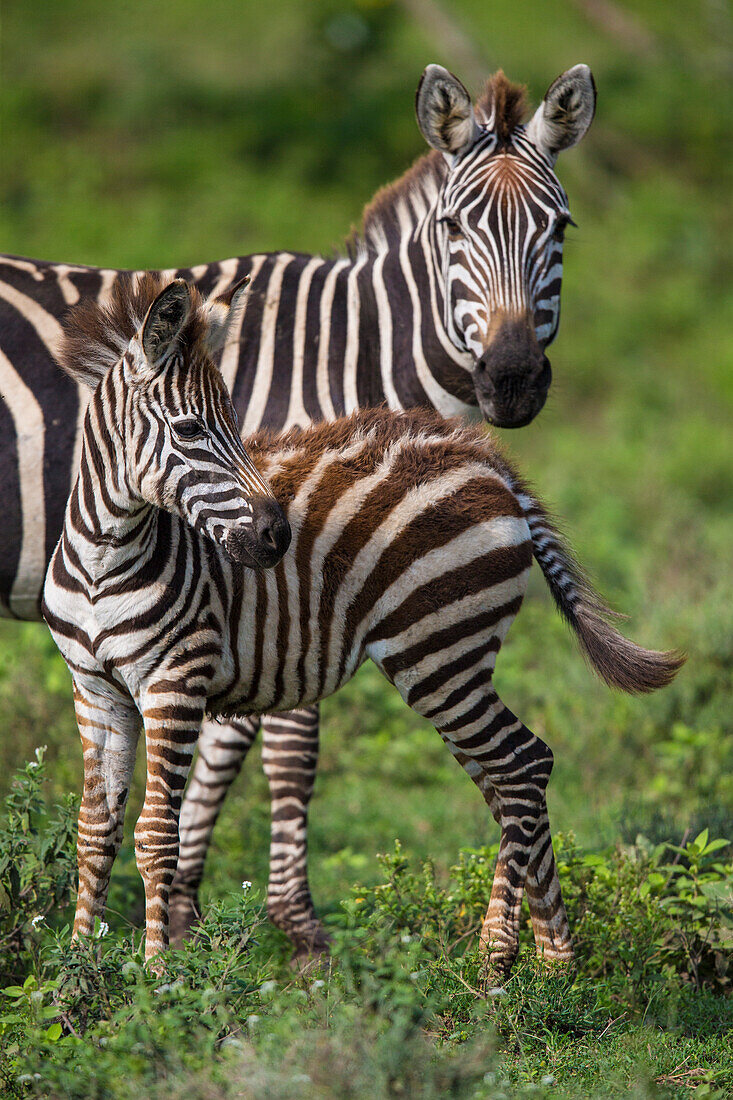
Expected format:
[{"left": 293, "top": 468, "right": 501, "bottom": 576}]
[
  {"left": 353, "top": 70, "right": 527, "bottom": 256},
  {"left": 352, "top": 150, "right": 446, "bottom": 256},
  {"left": 476, "top": 71, "right": 528, "bottom": 145},
  {"left": 58, "top": 272, "right": 207, "bottom": 388}
]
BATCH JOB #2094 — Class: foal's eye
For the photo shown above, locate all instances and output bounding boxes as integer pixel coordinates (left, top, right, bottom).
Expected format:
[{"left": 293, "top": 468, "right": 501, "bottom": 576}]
[
  {"left": 173, "top": 419, "right": 205, "bottom": 441},
  {"left": 441, "top": 215, "right": 463, "bottom": 241}
]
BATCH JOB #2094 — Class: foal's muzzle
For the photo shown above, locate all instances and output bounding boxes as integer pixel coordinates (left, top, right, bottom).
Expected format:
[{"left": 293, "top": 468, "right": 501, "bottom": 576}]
[{"left": 224, "top": 496, "right": 291, "bottom": 568}]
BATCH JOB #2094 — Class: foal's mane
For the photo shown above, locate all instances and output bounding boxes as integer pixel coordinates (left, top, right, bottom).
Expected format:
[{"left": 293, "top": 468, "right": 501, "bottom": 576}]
[{"left": 58, "top": 273, "right": 207, "bottom": 388}]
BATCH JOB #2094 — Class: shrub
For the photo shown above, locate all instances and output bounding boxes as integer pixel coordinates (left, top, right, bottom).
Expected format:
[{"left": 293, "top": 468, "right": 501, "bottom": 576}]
[{"left": 0, "top": 748, "right": 78, "bottom": 986}]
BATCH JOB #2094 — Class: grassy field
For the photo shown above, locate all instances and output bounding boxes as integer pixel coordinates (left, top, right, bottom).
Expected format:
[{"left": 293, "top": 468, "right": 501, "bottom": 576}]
[{"left": 0, "top": 1, "right": 731, "bottom": 1096}]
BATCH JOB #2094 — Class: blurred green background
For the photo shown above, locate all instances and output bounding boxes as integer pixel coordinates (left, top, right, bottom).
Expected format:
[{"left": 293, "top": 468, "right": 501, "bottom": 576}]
[{"left": 0, "top": 0, "right": 731, "bottom": 924}]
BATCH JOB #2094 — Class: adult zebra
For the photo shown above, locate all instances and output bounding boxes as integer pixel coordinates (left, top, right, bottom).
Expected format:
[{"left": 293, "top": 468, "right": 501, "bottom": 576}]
[{"left": 0, "top": 63, "right": 596, "bottom": 953}]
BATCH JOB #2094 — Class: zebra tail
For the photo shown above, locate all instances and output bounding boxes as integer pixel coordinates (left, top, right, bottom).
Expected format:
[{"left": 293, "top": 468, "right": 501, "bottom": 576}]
[{"left": 512, "top": 484, "right": 686, "bottom": 694}]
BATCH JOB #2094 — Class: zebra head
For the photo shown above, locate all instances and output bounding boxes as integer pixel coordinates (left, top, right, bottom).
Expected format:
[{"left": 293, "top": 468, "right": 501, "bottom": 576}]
[
  {"left": 416, "top": 64, "right": 596, "bottom": 428},
  {"left": 129, "top": 279, "right": 292, "bottom": 567},
  {"left": 63, "top": 276, "right": 291, "bottom": 568}
]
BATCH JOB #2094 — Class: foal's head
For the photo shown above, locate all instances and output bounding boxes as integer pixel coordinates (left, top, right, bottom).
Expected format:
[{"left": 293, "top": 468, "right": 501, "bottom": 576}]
[{"left": 60, "top": 275, "right": 291, "bottom": 568}]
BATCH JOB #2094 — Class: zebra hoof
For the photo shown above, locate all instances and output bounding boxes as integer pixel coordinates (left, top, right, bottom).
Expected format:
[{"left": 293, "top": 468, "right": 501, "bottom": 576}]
[
  {"left": 479, "top": 952, "right": 516, "bottom": 994},
  {"left": 290, "top": 926, "right": 332, "bottom": 972},
  {"left": 169, "top": 893, "right": 201, "bottom": 947}
]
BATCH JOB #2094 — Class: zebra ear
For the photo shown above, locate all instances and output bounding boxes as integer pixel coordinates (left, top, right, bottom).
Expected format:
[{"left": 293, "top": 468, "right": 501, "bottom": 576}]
[
  {"left": 525, "top": 64, "right": 596, "bottom": 163},
  {"left": 202, "top": 275, "right": 251, "bottom": 357},
  {"left": 416, "top": 64, "right": 479, "bottom": 160},
  {"left": 141, "top": 280, "right": 192, "bottom": 365}
]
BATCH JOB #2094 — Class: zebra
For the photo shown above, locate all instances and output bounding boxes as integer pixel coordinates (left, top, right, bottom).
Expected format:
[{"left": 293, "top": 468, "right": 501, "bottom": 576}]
[
  {"left": 1, "top": 63, "right": 597, "bottom": 951},
  {"left": 42, "top": 275, "right": 292, "bottom": 958},
  {"left": 44, "top": 275, "right": 682, "bottom": 971}
]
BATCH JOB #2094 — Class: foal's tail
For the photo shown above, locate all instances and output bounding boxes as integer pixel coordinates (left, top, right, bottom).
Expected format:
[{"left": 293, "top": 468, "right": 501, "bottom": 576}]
[{"left": 512, "top": 483, "right": 685, "bottom": 693}]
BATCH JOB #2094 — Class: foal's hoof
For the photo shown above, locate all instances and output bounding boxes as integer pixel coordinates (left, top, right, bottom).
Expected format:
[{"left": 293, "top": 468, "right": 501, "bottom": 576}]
[
  {"left": 169, "top": 894, "right": 201, "bottom": 948},
  {"left": 536, "top": 950, "right": 576, "bottom": 979},
  {"left": 479, "top": 953, "right": 515, "bottom": 995},
  {"left": 290, "top": 926, "right": 332, "bottom": 975},
  {"left": 291, "top": 949, "right": 332, "bottom": 978}
]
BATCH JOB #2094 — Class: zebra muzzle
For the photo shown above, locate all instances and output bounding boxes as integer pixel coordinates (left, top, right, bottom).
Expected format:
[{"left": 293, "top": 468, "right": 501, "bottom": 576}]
[
  {"left": 223, "top": 497, "right": 291, "bottom": 569},
  {"left": 474, "top": 318, "right": 552, "bottom": 429}
]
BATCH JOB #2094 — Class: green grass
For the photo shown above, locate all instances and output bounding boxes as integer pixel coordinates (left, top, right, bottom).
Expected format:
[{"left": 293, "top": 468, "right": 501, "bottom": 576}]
[{"left": 0, "top": 1, "right": 731, "bottom": 1095}]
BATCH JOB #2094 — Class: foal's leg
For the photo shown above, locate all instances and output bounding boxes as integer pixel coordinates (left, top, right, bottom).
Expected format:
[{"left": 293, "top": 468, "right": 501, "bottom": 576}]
[
  {"left": 448, "top": 749, "right": 573, "bottom": 965},
  {"left": 72, "top": 679, "right": 141, "bottom": 939},
  {"left": 136, "top": 681, "right": 206, "bottom": 961},
  {"left": 170, "top": 714, "right": 261, "bottom": 944},
  {"left": 261, "top": 706, "right": 329, "bottom": 958},
  {"left": 438, "top": 698, "right": 554, "bottom": 977},
  {"left": 404, "top": 660, "right": 559, "bottom": 978},
  {"left": 524, "top": 802, "right": 574, "bottom": 965}
]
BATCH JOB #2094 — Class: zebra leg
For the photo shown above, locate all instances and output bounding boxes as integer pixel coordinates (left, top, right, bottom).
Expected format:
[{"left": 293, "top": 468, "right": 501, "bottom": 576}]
[
  {"left": 136, "top": 685, "right": 206, "bottom": 962},
  {"left": 524, "top": 801, "right": 574, "bottom": 965},
  {"left": 170, "top": 714, "right": 261, "bottom": 945},
  {"left": 451, "top": 758, "right": 573, "bottom": 965},
  {"left": 261, "top": 706, "right": 329, "bottom": 959},
  {"left": 72, "top": 680, "right": 141, "bottom": 939},
  {"left": 427, "top": 693, "right": 556, "bottom": 979}
]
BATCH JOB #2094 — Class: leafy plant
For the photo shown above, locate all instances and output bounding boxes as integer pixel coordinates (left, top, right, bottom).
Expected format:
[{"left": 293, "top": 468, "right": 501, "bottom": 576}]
[{"left": 0, "top": 748, "right": 78, "bottom": 985}]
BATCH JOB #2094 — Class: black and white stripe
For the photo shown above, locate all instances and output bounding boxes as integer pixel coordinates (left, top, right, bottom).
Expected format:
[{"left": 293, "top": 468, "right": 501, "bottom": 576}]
[
  {"left": 46, "top": 278, "right": 682, "bottom": 971},
  {"left": 0, "top": 64, "right": 598, "bottom": 950},
  {"left": 42, "top": 276, "right": 290, "bottom": 959}
]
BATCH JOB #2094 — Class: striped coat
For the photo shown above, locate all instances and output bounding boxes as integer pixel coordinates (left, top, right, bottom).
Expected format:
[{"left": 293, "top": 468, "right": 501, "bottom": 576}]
[
  {"left": 4, "top": 63, "right": 600, "bottom": 953},
  {"left": 45, "top": 277, "right": 682, "bottom": 969}
]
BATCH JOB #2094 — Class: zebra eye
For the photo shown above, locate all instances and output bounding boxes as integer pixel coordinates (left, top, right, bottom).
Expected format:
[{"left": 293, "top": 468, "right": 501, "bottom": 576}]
[
  {"left": 441, "top": 215, "right": 463, "bottom": 241},
  {"left": 173, "top": 418, "right": 205, "bottom": 441},
  {"left": 551, "top": 214, "right": 577, "bottom": 242}
]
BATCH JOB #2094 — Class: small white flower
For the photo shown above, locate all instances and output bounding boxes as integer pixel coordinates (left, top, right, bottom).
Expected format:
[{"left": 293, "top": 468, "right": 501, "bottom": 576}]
[
  {"left": 241, "top": 880, "right": 252, "bottom": 891},
  {"left": 310, "top": 979, "right": 325, "bottom": 990},
  {"left": 35, "top": 745, "right": 47, "bottom": 761},
  {"left": 400, "top": 933, "right": 412, "bottom": 944},
  {"left": 96, "top": 920, "right": 109, "bottom": 938},
  {"left": 31, "top": 915, "right": 44, "bottom": 929}
]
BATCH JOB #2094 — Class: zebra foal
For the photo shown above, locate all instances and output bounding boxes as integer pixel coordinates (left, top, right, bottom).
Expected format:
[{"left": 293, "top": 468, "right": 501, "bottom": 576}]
[
  {"left": 45, "top": 277, "right": 683, "bottom": 970},
  {"left": 42, "top": 275, "right": 290, "bottom": 958}
]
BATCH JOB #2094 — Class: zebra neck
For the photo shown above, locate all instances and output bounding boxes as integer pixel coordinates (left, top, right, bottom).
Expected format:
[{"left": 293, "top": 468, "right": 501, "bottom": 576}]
[
  {"left": 69, "top": 398, "right": 158, "bottom": 581},
  {"left": 349, "top": 210, "right": 476, "bottom": 417}
]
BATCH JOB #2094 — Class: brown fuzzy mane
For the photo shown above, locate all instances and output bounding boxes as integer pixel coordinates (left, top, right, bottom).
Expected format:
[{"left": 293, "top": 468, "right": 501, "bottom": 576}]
[
  {"left": 246, "top": 406, "right": 507, "bottom": 479},
  {"left": 476, "top": 71, "right": 528, "bottom": 145},
  {"left": 352, "top": 150, "right": 446, "bottom": 255},
  {"left": 58, "top": 272, "right": 207, "bottom": 388}
]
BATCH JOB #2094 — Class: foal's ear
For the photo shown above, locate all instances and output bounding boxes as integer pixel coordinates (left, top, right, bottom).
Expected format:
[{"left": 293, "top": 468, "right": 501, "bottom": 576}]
[
  {"left": 525, "top": 64, "right": 596, "bottom": 163},
  {"left": 201, "top": 274, "right": 251, "bottom": 357},
  {"left": 141, "top": 280, "right": 192, "bottom": 365},
  {"left": 416, "top": 64, "right": 480, "bottom": 160}
]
